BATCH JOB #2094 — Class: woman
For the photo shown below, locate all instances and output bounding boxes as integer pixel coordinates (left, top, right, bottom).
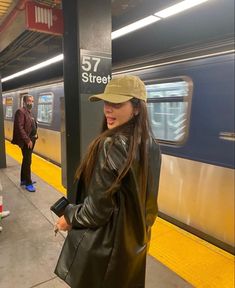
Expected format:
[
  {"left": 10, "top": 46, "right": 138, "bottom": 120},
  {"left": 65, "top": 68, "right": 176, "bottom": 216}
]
[{"left": 54, "top": 75, "right": 161, "bottom": 288}]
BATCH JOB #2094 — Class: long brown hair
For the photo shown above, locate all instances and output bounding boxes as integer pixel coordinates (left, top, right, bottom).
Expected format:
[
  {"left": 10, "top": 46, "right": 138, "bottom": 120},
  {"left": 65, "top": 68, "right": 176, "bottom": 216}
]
[{"left": 75, "top": 99, "right": 153, "bottom": 195}]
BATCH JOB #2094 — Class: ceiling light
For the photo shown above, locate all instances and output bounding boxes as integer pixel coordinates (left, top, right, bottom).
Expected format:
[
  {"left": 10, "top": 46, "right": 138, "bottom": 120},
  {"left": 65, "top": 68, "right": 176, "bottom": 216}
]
[
  {"left": 111, "top": 15, "right": 160, "bottom": 40},
  {"left": 1, "top": 54, "right": 64, "bottom": 82},
  {"left": 155, "top": 0, "right": 209, "bottom": 18}
]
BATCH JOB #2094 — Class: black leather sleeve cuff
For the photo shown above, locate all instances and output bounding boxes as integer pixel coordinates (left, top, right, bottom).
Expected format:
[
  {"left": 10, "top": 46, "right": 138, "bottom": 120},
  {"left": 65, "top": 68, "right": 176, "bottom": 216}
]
[{"left": 64, "top": 204, "right": 80, "bottom": 225}]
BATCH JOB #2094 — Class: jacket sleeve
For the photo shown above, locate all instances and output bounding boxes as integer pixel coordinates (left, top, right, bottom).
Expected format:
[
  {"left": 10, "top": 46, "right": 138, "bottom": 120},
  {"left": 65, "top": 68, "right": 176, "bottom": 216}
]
[
  {"left": 15, "top": 109, "right": 31, "bottom": 144},
  {"left": 64, "top": 135, "right": 128, "bottom": 229}
]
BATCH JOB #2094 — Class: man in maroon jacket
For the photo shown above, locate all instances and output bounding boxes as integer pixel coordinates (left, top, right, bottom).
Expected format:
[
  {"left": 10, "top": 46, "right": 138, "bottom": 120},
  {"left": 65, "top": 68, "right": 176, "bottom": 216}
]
[{"left": 12, "top": 95, "right": 37, "bottom": 192}]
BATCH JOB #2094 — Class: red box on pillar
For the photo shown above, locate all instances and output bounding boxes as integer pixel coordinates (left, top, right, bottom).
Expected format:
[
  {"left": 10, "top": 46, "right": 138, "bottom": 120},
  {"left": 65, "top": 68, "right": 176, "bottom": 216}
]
[{"left": 25, "top": 1, "right": 63, "bottom": 35}]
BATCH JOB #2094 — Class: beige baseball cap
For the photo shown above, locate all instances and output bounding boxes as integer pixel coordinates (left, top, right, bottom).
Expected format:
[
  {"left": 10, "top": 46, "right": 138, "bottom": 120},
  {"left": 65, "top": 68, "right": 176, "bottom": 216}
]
[{"left": 89, "top": 75, "right": 147, "bottom": 103}]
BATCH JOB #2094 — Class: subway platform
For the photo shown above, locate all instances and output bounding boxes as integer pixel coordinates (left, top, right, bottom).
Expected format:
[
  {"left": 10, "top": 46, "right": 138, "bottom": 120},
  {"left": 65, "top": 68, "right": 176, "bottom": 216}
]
[{"left": 0, "top": 155, "right": 193, "bottom": 288}]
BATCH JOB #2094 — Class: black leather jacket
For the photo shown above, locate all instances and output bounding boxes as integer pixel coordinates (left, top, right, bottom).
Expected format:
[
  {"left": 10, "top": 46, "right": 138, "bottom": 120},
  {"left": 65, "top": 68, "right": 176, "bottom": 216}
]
[{"left": 55, "top": 134, "right": 161, "bottom": 288}]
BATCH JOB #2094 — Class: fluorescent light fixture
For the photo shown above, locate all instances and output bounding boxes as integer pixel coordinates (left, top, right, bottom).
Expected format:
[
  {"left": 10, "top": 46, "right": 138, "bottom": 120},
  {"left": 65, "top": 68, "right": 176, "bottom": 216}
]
[
  {"left": 1, "top": 54, "right": 64, "bottom": 82},
  {"left": 111, "top": 15, "right": 160, "bottom": 40},
  {"left": 155, "top": 0, "right": 209, "bottom": 18}
]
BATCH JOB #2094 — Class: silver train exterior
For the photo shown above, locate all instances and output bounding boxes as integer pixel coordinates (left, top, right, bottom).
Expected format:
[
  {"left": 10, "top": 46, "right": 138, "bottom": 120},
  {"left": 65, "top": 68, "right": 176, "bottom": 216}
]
[{"left": 2, "top": 46, "right": 234, "bottom": 254}]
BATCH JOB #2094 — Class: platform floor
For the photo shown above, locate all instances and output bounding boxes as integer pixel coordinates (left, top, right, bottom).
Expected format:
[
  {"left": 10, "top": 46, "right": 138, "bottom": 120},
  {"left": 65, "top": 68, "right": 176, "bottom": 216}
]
[{"left": 0, "top": 155, "right": 193, "bottom": 288}]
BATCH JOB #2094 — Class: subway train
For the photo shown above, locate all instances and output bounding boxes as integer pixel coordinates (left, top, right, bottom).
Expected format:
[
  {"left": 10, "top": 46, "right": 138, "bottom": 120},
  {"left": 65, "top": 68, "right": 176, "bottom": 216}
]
[{"left": 2, "top": 41, "right": 234, "bottom": 254}]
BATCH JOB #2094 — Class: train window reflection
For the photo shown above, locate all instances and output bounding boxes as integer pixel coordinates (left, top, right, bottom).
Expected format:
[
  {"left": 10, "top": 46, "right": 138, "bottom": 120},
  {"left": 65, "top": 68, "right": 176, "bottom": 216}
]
[
  {"left": 5, "top": 97, "right": 13, "bottom": 119},
  {"left": 37, "top": 93, "right": 53, "bottom": 124},
  {"left": 146, "top": 79, "right": 192, "bottom": 144}
]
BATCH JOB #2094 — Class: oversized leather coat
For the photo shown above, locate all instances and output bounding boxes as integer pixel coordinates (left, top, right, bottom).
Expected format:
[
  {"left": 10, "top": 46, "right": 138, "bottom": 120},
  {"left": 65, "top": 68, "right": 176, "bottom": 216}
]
[
  {"left": 55, "top": 134, "right": 161, "bottom": 288},
  {"left": 11, "top": 107, "right": 35, "bottom": 148}
]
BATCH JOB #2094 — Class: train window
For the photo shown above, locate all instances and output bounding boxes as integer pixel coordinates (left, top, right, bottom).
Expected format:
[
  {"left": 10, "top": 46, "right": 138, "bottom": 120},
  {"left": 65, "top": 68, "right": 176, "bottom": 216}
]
[
  {"left": 146, "top": 78, "right": 192, "bottom": 144},
  {"left": 37, "top": 93, "right": 54, "bottom": 124},
  {"left": 5, "top": 97, "right": 13, "bottom": 119}
]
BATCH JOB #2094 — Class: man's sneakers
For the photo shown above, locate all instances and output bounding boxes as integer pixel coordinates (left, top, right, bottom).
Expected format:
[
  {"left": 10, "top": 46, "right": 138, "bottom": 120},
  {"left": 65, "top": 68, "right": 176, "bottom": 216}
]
[
  {"left": 0, "top": 210, "right": 10, "bottom": 218},
  {"left": 20, "top": 181, "right": 36, "bottom": 192},
  {"left": 25, "top": 184, "right": 36, "bottom": 192},
  {"left": 20, "top": 180, "right": 36, "bottom": 186}
]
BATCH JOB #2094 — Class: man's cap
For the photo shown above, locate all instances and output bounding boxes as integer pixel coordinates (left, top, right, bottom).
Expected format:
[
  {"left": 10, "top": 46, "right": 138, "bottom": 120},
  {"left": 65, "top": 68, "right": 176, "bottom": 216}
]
[{"left": 89, "top": 75, "right": 147, "bottom": 103}]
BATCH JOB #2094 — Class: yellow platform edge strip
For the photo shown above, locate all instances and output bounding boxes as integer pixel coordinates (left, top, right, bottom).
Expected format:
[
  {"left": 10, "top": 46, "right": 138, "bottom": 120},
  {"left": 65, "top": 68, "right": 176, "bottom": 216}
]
[
  {"left": 149, "top": 218, "right": 234, "bottom": 287},
  {"left": 5, "top": 140, "right": 235, "bottom": 288}
]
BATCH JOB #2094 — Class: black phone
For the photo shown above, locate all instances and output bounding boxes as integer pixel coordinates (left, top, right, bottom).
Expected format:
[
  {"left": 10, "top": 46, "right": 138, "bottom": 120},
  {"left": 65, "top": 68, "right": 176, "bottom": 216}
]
[{"left": 50, "top": 196, "right": 69, "bottom": 217}]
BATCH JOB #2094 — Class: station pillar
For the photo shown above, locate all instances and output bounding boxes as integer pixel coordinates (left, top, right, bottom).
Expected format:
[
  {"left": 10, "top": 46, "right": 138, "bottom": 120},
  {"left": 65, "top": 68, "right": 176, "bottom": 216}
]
[
  {"left": 0, "top": 75, "right": 6, "bottom": 168},
  {"left": 62, "top": 0, "right": 112, "bottom": 203}
]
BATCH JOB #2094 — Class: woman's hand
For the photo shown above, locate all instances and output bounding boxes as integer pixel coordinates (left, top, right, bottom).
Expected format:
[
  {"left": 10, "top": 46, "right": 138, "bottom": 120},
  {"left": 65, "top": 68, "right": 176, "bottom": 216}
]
[{"left": 55, "top": 215, "right": 72, "bottom": 232}]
